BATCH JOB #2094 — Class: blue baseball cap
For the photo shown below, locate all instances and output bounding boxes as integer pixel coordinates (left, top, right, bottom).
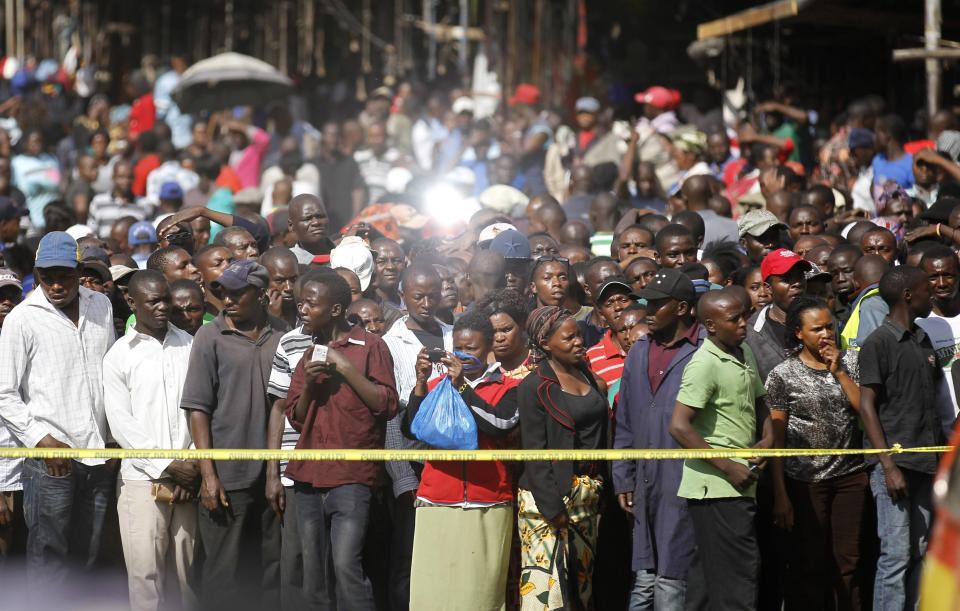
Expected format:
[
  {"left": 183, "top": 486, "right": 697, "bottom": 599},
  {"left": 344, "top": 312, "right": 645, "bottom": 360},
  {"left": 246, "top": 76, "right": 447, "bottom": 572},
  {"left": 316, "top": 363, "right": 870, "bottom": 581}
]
[
  {"left": 127, "top": 221, "right": 158, "bottom": 246},
  {"left": 0, "top": 195, "right": 27, "bottom": 221},
  {"left": 488, "top": 229, "right": 531, "bottom": 260},
  {"left": 848, "top": 128, "right": 874, "bottom": 150},
  {"left": 210, "top": 259, "right": 270, "bottom": 292},
  {"left": 159, "top": 181, "right": 184, "bottom": 201},
  {"left": 35, "top": 231, "right": 80, "bottom": 269}
]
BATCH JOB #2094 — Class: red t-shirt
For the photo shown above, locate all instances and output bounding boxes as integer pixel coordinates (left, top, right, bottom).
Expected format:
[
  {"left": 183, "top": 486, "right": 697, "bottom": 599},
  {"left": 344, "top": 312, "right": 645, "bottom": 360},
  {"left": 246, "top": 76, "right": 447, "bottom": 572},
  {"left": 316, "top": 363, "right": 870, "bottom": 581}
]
[{"left": 132, "top": 154, "right": 160, "bottom": 197}]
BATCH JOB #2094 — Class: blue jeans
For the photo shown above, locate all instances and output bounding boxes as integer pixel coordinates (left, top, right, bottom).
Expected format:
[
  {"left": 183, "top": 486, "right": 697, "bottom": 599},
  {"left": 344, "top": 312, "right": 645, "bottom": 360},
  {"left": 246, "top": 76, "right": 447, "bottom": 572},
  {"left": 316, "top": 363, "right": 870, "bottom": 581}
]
[
  {"left": 629, "top": 569, "right": 687, "bottom": 611},
  {"left": 869, "top": 465, "right": 933, "bottom": 611},
  {"left": 20, "top": 458, "right": 111, "bottom": 591},
  {"left": 295, "top": 483, "right": 375, "bottom": 611}
]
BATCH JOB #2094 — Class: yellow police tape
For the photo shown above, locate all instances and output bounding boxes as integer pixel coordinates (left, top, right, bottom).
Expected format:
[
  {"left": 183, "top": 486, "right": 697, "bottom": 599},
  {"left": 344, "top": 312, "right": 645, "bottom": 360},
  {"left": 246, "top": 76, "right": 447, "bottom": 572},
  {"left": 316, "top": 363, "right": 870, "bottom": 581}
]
[{"left": 0, "top": 443, "right": 950, "bottom": 462}]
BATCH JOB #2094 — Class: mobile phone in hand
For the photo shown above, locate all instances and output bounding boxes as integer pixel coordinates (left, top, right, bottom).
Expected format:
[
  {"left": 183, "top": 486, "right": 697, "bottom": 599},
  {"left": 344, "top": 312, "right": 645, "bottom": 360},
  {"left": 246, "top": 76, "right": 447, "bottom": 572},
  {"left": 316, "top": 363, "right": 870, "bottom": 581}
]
[{"left": 312, "top": 345, "right": 329, "bottom": 364}]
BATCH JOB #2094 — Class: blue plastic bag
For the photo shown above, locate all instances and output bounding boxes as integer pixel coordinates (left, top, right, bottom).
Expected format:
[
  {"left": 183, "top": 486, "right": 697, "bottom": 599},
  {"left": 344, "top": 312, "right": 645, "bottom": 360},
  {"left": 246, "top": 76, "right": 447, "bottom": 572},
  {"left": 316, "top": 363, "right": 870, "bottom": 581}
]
[{"left": 410, "top": 377, "right": 478, "bottom": 450}]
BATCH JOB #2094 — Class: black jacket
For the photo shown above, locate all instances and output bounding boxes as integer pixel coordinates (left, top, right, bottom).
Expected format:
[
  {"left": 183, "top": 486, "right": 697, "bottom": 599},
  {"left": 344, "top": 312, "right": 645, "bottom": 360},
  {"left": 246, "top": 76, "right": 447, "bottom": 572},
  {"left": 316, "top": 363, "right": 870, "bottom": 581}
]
[{"left": 516, "top": 360, "right": 607, "bottom": 520}]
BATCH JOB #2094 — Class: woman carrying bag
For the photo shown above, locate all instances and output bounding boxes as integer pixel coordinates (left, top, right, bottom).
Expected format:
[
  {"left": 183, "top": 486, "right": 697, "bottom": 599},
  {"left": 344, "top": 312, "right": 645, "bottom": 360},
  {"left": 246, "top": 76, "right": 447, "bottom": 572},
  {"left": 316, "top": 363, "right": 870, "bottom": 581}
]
[
  {"left": 402, "top": 311, "right": 522, "bottom": 611},
  {"left": 516, "top": 306, "right": 608, "bottom": 611}
]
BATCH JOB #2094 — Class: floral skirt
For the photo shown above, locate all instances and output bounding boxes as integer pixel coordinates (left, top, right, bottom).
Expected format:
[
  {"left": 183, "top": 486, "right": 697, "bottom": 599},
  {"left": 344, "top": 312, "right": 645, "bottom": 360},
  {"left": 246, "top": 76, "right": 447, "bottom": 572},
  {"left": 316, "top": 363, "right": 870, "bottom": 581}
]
[{"left": 517, "top": 476, "right": 603, "bottom": 611}]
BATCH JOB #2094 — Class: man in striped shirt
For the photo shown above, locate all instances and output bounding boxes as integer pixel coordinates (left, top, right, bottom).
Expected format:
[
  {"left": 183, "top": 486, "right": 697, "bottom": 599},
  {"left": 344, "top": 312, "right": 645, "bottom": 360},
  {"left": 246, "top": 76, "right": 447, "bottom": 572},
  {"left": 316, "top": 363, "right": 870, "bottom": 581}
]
[
  {"left": 87, "top": 160, "right": 154, "bottom": 238},
  {"left": 266, "top": 288, "right": 312, "bottom": 610},
  {"left": 586, "top": 276, "right": 637, "bottom": 405}
]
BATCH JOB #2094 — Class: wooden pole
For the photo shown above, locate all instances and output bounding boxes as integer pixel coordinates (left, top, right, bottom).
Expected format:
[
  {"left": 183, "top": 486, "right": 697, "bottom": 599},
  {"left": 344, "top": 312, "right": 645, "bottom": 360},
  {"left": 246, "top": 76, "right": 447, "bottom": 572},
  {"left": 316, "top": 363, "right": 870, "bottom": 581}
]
[
  {"left": 925, "top": 0, "right": 942, "bottom": 116},
  {"left": 5, "top": 0, "right": 13, "bottom": 59}
]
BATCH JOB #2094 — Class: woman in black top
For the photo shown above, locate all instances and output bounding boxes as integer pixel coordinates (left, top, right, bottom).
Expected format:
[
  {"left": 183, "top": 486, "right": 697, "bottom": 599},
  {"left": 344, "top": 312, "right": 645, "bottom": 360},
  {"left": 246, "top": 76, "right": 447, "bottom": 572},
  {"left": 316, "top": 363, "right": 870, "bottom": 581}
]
[{"left": 516, "top": 305, "right": 607, "bottom": 610}]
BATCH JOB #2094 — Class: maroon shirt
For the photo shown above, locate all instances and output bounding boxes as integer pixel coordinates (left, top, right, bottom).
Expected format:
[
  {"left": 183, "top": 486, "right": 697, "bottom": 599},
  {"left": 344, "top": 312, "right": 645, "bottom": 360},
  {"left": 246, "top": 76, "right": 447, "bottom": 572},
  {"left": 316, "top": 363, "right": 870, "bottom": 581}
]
[
  {"left": 647, "top": 322, "right": 701, "bottom": 394},
  {"left": 285, "top": 326, "right": 399, "bottom": 488}
]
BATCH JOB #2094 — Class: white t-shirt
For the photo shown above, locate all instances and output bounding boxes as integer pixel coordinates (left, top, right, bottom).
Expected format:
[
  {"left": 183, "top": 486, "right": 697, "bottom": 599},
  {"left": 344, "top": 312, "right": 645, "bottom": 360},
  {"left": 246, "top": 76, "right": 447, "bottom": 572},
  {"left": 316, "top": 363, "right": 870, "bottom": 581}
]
[{"left": 916, "top": 312, "right": 960, "bottom": 436}]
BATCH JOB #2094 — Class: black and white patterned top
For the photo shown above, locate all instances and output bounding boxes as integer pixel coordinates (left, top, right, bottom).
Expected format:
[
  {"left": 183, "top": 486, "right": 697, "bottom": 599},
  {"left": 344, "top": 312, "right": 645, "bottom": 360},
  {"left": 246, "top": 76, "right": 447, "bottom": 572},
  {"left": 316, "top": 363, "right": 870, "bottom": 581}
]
[{"left": 764, "top": 351, "right": 866, "bottom": 483}]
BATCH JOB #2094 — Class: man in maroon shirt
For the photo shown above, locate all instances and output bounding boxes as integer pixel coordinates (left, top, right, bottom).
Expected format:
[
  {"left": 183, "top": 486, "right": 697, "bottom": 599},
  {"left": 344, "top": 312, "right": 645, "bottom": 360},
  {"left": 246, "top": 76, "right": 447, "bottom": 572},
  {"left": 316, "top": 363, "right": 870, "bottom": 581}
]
[{"left": 286, "top": 270, "right": 399, "bottom": 609}]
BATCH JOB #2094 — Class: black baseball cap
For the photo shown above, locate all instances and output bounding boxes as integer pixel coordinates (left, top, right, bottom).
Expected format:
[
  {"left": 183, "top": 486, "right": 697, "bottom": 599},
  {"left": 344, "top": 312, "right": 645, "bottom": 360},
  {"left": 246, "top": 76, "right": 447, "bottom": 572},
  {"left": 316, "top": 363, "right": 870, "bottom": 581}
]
[
  {"left": 0, "top": 195, "right": 27, "bottom": 221},
  {"left": 595, "top": 276, "right": 638, "bottom": 304},
  {"left": 637, "top": 268, "right": 696, "bottom": 303}
]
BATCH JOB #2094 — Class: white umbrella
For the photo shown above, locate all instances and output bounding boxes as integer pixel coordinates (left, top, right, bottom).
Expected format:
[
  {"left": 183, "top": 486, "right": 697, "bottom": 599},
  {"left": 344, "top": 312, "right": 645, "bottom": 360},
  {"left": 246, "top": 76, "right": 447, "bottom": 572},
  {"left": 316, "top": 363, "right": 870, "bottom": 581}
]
[{"left": 172, "top": 52, "right": 293, "bottom": 113}]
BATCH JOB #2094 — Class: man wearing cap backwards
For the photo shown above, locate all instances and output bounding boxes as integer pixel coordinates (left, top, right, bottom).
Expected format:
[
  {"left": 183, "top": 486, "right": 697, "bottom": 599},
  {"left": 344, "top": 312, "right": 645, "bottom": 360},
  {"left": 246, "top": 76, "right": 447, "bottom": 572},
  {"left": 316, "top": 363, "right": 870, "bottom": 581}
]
[
  {"left": 103, "top": 270, "right": 198, "bottom": 611},
  {"left": 0, "top": 267, "right": 23, "bottom": 559},
  {"left": 739, "top": 209, "right": 788, "bottom": 265},
  {"left": 747, "top": 248, "right": 811, "bottom": 382},
  {"left": 488, "top": 229, "right": 531, "bottom": 293},
  {"left": 615, "top": 267, "right": 705, "bottom": 610},
  {"left": 180, "top": 258, "right": 289, "bottom": 608},
  {"left": 128, "top": 220, "right": 158, "bottom": 269},
  {"left": 0, "top": 232, "right": 116, "bottom": 593}
]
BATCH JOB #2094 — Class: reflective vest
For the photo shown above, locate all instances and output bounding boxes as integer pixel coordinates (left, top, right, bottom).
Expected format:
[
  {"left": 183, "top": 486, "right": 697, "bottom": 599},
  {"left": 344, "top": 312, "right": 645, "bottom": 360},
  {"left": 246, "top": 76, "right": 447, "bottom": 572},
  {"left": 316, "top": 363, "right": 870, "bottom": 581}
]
[{"left": 840, "top": 286, "right": 881, "bottom": 350}]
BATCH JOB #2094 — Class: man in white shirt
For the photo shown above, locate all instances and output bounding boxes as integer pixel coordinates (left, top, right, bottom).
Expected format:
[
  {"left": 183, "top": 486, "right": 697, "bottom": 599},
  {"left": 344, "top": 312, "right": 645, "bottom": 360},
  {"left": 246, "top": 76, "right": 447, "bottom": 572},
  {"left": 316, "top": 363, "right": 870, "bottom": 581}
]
[
  {"left": 916, "top": 246, "right": 960, "bottom": 437},
  {"left": 380, "top": 264, "right": 452, "bottom": 610},
  {"left": 103, "top": 270, "right": 198, "bottom": 611},
  {"left": 0, "top": 231, "right": 115, "bottom": 592},
  {"left": 145, "top": 141, "right": 199, "bottom": 205}
]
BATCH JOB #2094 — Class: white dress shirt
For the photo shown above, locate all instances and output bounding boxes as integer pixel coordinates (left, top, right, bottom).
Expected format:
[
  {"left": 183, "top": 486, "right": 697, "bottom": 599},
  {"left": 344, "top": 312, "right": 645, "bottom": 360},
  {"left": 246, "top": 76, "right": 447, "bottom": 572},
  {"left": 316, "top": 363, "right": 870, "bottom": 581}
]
[
  {"left": 0, "top": 286, "right": 115, "bottom": 465},
  {"left": 103, "top": 324, "right": 194, "bottom": 481}
]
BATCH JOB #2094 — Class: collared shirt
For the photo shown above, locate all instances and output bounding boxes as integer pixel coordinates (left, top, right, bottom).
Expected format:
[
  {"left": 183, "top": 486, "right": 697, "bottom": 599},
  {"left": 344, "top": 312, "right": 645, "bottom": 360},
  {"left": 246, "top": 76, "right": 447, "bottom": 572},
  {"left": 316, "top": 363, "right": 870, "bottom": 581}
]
[
  {"left": 859, "top": 318, "right": 944, "bottom": 473},
  {"left": 87, "top": 192, "right": 154, "bottom": 238},
  {"left": 103, "top": 324, "right": 194, "bottom": 481},
  {"left": 285, "top": 325, "right": 399, "bottom": 488},
  {"left": 586, "top": 330, "right": 626, "bottom": 405},
  {"left": 0, "top": 287, "right": 114, "bottom": 465},
  {"left": 676, "top": 339, "right": 765, "bottom": 500},
  {"left": 180, "top": 313, "right": 288, "bottom": 490},
  {"left": 648, "top": 323, "right": 701, "bottom": 394},
  {"left": 267, "top": 325, "right": 312, "bottom": 487},
  {"left": 381, "top": 316, "right": 453, "bottom": 497}
]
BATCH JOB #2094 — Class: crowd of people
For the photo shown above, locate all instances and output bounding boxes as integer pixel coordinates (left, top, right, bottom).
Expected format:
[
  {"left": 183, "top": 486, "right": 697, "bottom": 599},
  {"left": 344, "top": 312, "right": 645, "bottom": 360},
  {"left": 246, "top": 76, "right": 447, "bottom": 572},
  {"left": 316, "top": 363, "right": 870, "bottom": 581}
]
[{"left": 0, "top": 54, "right": 957, "bottom": 611}]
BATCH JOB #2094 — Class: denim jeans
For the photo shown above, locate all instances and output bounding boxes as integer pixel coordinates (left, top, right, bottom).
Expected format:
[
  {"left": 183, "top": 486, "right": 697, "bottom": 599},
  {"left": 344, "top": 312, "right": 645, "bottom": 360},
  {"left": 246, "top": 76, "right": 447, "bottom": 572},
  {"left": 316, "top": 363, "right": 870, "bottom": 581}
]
[
  {"left": 869, "top": 465, "right": 933, "bottom": 611},
  {"left": 20, "top": 458, "right": 111, "bottom": 592},
  {"left": 629, "top": 569, "right": 687, "bottom": 611},
  {"left": 295, "top": 483, "right": 375, "bottom": 611}
]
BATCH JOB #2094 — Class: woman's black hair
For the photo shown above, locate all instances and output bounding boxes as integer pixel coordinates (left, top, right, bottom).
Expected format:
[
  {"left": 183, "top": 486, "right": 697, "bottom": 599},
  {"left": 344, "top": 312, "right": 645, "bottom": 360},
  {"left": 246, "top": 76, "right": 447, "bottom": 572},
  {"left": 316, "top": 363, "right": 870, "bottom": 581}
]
[
  {"left": 476, "top": 287, "right": 530, "bottom": 328},
  {"left": 784, "top": 296, "right": 832, "bottom": 354},
  {"left": 730, "top": 265, "right": 761, "bottom": 288},
  {"left": 453, "top": 309, "right": 494, "bottom": 344}
]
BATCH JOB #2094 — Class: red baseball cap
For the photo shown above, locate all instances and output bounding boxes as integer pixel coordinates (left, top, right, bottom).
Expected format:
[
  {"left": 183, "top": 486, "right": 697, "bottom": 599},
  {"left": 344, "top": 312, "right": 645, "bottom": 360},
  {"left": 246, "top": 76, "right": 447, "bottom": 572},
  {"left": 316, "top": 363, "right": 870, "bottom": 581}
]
[
  {"left": 634, "top": 86, "right": 681, "bottom": 110},
  {"left": 509, "top": 83, "right": 541, "bottom": 107},
  {"left": 761, "top": 248, "right": 812, "bottom": 281}
]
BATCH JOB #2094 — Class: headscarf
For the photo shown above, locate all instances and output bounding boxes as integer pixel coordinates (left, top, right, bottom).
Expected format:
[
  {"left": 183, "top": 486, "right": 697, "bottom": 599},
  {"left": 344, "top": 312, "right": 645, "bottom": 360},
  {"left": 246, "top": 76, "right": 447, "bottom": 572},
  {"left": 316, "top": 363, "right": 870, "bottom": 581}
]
[{"left": 526, "top": 305, "right": 572, "bottom": 363}]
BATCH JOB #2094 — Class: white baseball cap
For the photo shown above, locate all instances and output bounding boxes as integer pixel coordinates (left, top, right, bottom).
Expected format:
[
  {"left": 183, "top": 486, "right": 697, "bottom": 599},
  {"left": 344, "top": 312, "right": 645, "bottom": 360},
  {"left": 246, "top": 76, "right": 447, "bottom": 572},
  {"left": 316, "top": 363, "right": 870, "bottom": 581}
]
[
  {"left": 330, "top": 236, "right": 374, "bottom": 292},
  {"left": 477, "top": 222, "right": 518, "bottom": 244}
]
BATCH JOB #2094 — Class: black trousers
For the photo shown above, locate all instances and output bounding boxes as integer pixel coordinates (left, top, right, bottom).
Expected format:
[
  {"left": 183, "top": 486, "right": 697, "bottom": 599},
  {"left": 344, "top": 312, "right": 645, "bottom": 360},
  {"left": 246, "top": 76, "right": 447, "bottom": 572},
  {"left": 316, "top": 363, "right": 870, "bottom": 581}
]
[
  {"left": 687, "top": 497, "right": 759, "bottom": 611},
  {"left": 197, "top": 481, "right": 281, "bottom": 611}
]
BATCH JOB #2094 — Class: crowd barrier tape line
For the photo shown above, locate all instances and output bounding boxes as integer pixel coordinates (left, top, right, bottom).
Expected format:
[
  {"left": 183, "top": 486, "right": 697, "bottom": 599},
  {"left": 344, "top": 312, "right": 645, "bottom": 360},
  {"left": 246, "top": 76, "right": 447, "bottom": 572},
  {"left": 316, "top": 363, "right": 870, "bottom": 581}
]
[{"left": 0, "top": 443, "right": 951, "bottom": 462}]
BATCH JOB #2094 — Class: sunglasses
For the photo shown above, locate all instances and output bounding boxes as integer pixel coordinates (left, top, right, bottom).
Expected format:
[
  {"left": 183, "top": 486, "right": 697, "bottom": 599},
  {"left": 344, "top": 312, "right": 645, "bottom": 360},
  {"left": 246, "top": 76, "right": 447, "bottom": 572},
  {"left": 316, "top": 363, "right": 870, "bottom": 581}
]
[{"left": 535, "top": 255, "right": 570, "bottom": 265}]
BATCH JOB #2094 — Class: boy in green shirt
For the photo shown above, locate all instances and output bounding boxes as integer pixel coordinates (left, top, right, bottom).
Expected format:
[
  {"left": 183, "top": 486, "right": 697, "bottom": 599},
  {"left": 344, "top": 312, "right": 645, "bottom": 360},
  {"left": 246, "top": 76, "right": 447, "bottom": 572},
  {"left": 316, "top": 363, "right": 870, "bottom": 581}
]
[{"left": 669, "top": 288, "right": 773, "bottom": 609}]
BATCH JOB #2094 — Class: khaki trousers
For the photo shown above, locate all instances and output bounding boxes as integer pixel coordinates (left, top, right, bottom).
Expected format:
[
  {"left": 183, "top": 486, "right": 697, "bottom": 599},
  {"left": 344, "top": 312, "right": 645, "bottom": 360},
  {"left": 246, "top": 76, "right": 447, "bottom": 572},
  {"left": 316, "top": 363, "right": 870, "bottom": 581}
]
[{"left": 117, "top": 478, "right": 198, "bottom": 611}]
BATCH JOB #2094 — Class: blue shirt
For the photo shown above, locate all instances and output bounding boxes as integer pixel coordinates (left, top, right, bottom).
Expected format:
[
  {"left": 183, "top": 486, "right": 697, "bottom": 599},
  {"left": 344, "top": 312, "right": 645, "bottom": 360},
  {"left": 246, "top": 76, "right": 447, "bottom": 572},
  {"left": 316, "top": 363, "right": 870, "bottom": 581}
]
[{"left": 872, "top": 152, "right": 914, "bottom": 188}]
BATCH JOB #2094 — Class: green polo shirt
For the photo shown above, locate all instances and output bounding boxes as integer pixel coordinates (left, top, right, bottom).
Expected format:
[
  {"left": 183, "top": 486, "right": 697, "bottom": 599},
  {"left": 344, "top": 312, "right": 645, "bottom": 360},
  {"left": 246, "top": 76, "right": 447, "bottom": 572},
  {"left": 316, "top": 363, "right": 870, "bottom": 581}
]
[{"left": 676, "top": 338, "right": 766, "bottom": 500}]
